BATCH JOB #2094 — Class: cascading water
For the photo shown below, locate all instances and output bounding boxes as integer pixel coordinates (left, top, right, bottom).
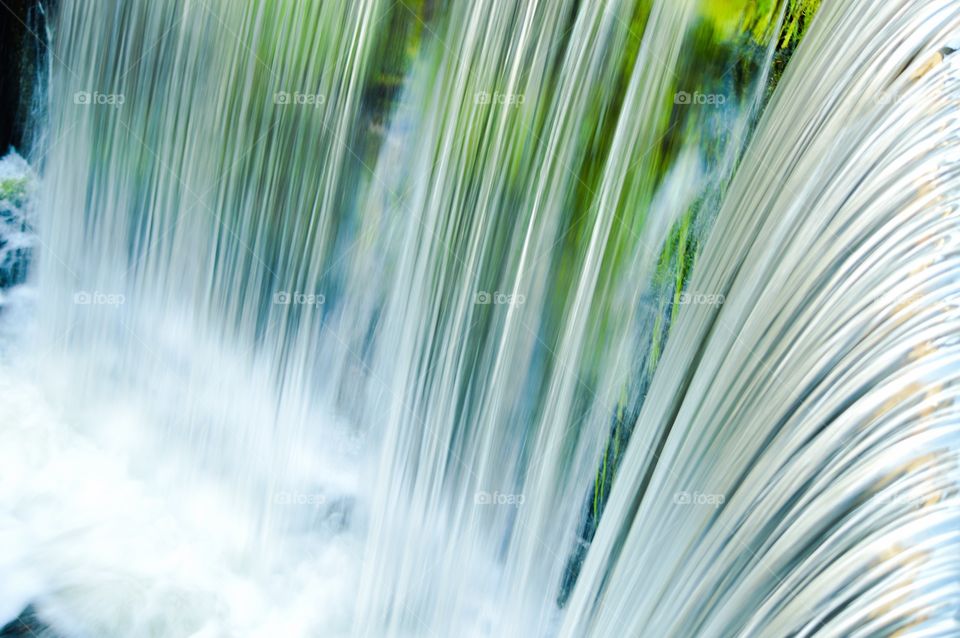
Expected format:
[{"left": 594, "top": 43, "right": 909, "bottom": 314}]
[{"left": 0, "top": 0, "right": 957, "bottom": 636}]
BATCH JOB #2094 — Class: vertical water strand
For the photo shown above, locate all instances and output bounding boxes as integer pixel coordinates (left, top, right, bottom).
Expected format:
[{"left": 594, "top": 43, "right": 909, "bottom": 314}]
[
  {"left": 28, "top": 2, "right": 396, "bottom": 633},
  {"left": 347, "top": 0, "right": 765, "bottom": 634},
  {"left": 352, "top": 2, "right": 590, "bottom": 633},
  {"left": 496, "top": 0, "right": 699, "bottom": 632},
  {"left": 351, "top": 0, "right": 795, "bottom": 634},
  {"left": 570, "top": 4, "right": 792, "bottom": 591}
]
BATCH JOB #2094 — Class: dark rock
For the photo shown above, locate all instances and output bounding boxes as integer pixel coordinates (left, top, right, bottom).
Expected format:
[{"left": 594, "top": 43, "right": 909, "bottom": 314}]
[
  {"left": 0, "top": 0, "right": 49, "bottom": 154},
  {"left": 0, "top": 235, "right": 31, "bottom": 288},
  {"left": 0, "top": 605, "right": 61, "bottom": 638}
]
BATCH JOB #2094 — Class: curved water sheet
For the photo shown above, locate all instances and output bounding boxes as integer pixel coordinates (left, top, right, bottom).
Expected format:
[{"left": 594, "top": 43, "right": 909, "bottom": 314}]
[{"left": 563, "top": 1, "right": 960, "bottom": 636}]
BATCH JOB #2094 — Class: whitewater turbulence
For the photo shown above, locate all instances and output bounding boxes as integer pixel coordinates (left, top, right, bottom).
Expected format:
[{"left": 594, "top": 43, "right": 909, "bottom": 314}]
[{"left": 0, "top": 0, "right": 957, "bottom": 636}]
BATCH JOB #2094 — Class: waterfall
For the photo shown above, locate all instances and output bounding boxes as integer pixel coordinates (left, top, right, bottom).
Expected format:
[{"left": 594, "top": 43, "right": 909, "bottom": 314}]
[
  {"left": 0, "top": 0, "right": 957, "bottom": 636},
  {"left": 562, "top": 1, "right": 960, "bottom": 635}
]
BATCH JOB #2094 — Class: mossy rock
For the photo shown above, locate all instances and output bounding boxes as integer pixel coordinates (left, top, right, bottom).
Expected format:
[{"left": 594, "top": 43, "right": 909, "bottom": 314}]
[
  {"left": 701, "top": 0, "right": 821, "bottom": 48},
  {"left": 0, "top": 177, "right": 28, "bottom": 204}
]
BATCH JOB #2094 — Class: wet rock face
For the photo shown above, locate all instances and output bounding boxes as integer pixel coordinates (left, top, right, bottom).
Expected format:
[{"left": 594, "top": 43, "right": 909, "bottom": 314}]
[
  {"left": 0, "top": 213, "right": 31, "bottom": 289},
  {"left": 0, "top": 152, "right": 32, "bottom": 291},
  {"left": 0, "top": 0, "right": 48, "bottom": 154}
]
